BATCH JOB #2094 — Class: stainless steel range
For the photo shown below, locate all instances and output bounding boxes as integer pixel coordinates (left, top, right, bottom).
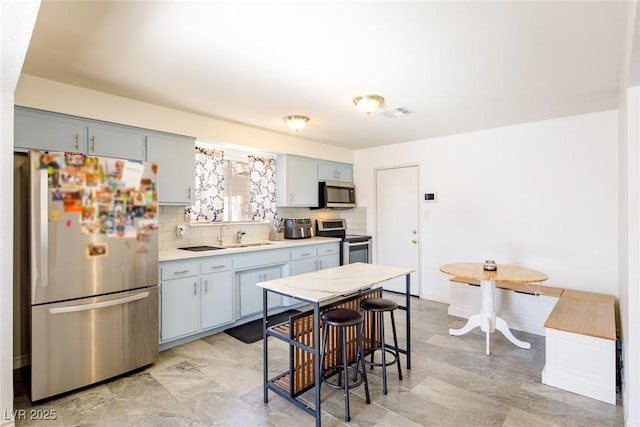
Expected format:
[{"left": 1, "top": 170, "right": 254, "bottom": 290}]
[{"left": 316, "top": 219, "right": 372, "bottom": 265}]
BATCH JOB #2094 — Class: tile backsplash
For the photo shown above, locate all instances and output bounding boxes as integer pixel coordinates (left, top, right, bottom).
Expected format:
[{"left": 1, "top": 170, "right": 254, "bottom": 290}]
[{"left": 159, "top": 205, "right": 368, "bottom": 250}]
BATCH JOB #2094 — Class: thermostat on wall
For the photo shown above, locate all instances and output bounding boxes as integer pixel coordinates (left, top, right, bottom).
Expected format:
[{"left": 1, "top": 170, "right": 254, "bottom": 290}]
[{"left": 424, "top": 193, "right": 437, "bottom": 202}]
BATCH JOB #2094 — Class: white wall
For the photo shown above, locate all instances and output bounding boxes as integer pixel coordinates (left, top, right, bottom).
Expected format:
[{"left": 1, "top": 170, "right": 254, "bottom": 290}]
[
  {"left": 1, "top": 2, "right": 41, "bottom": 425},
  {"left": 15, "top": 74, "right": 354, "bottom": 164},
  {"left": 619, "top": 85, "right": 640, "bottom": 427},
  {"left": 355, "top": 111, "right": 618, "bottom": 302}
]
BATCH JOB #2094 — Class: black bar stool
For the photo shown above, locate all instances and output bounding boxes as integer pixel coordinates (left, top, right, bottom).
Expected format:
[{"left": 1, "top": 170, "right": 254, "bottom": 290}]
[
  {"left": 360, "top": 297, "right": 403, "bottom": 395},
  {"left": 320, "top": 308, "right": 371, "bottom": 422}
]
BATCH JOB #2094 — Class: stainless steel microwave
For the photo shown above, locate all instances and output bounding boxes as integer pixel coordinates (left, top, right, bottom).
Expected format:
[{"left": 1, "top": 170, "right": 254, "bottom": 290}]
[{"left": 317, "top": 181, "right": 356, "bottom": 209}]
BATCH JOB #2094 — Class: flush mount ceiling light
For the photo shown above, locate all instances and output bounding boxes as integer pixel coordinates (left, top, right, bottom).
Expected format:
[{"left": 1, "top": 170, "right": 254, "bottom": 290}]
[
  {"left": 283, "top": 115, "right": 309, "bottom": 131},
  {"left": 353, "top": 94, "right": 385, "bottom": 115}
]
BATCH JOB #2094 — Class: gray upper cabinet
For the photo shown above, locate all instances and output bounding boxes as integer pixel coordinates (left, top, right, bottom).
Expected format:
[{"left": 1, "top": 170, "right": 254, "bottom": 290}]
[
  {"left": 317, "top": 160, "right": 353, "bottom": 182},
  {"left": 15, "top": 108, "right": 86, "bottom": 153},
  {"left": 15, "top": 107, "right": 146, "bottom": 161},
  {"left": 15, "top": 107, "right": 196, "bottom": 205},
  {"left": 146, "top": 133, "right": 195, "bottom": 205},
  {"left": 87, "top": 124, "right": 146, "bottom": 161},
  {"left": 275, "top": 154, "right": 319, "bottom": 207}
]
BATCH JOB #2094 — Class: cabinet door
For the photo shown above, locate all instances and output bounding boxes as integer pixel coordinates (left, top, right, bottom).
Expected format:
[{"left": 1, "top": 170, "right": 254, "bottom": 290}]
[
  {"left": 276, "top": 155, "right": 318, "bottom": 207},
  {"left": 146, "top": 134, "right": 195, "bottom": 204},
  {"left": 318, "top": 254, "right": 340, "bottom": 270},
  {"left": 317, "top": 162, "right": 337, "bottom": 181},
  {"left": 201, "top": 270, "right": 234, "bottom": 329},
  {"left": 161, "top": 277, "right": 199, "bottom": 341},
  {"left": 318, "top": 161, "right": 353, "bottom": 183},
  {"left": 87, "top": 125, "right": 146, "bottom": 160},
  {"left": 15, "top": 108, "right": 86, "bottom": 153},
  {"left": 290, "top": 257, "right": 318, "bottom": 276},
  {"left": 334, "top": 163, "right": 353, "bottom": 182},
  {"left": 238, "top": 266, "right": 283, "bottom": 317}
]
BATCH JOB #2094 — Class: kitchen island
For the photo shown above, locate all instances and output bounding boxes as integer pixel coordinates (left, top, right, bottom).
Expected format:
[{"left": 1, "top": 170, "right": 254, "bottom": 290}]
[{"left": 258, "top": 262, "right": 413, "bottom": 426}]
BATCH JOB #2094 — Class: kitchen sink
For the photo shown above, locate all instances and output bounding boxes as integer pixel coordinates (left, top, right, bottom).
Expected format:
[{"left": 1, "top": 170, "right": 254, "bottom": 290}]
[
  {"left": 222, "top": 242, "right": 275, "bottom": 248},
  {"left": 178, "top": 245, "right": 226, "bottom": 252}
]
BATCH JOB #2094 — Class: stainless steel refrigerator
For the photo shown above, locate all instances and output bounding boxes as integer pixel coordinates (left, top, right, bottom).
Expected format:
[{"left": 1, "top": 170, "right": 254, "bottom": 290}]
[{"left": 28, "top": 150, "right": 159, "bottom": 401}]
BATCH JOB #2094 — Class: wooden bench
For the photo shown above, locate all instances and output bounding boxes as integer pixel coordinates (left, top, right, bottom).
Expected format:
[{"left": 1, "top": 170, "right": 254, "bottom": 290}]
[
  {"left": 449, "top": 277, "right": 617, "bottom": 404},
  {"left": 542, "top": 289, "right": 617, "bottom": 405}
]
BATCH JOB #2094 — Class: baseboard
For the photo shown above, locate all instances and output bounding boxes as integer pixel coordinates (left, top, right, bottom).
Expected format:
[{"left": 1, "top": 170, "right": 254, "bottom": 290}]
[{"left": 13, "top": 354, "right": 29, "bottom": 370}]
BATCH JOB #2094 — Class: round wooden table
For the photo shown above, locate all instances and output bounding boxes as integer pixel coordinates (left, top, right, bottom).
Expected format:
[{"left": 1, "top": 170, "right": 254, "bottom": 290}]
[{"left": 440, "top": 262, "right": 548, "bottom": 355}]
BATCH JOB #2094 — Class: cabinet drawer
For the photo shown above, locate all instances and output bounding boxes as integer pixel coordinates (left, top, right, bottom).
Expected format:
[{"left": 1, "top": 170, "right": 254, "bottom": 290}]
[
  {"left": 290, "top": 247, "right": 317, "bottom": 260},
  {"left": 161, "top": 262, "right": 198, "bottom": 279},
  {"left": 201, "top": 257, "right": 233, "bottom": 273},
  {"left": 318, "top": 244, "right": 340, "bottom": 257},
  {"left": 234, "top": 249, "right": 289, "bottom": 269}
]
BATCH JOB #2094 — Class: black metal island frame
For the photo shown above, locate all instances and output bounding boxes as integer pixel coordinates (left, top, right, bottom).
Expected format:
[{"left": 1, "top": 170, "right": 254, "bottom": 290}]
[{"left": 258, "top": 262, "right": 414, "bottom": 427}]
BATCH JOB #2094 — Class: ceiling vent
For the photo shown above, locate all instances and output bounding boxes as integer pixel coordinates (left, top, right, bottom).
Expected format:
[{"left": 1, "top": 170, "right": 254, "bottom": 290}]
[{"left": 380, "top": 106, "right": 413, "bottom": 118}]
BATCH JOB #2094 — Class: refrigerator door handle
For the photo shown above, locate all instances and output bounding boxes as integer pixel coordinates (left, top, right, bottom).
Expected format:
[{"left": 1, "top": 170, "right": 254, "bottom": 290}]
[{"left": 48, "top": 291, "right": 149, "bottom": 314}]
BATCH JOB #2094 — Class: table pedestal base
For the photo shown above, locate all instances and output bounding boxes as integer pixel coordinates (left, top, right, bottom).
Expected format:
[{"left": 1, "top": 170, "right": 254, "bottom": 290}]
[{"left": 448, "top": 280, "right": 531, "bottom": 355}]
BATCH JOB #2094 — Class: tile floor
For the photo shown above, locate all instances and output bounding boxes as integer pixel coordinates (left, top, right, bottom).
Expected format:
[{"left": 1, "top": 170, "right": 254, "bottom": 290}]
[{"left": 13, "top": 295, "right": 624, "bottom": 426}]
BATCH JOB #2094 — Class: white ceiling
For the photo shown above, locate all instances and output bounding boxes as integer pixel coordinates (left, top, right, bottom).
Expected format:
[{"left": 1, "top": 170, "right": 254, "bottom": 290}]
[{"left": 22, "top": 0, "right": 629, "bottom": 149}]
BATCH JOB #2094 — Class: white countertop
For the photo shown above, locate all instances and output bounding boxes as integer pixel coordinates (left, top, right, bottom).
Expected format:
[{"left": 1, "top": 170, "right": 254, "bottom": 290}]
[
  {"left": 257, "top": 262, "right": 414, "bottom": 303},
  {"left": 159, "top": 236, "right": 341, "bottom": 262}
]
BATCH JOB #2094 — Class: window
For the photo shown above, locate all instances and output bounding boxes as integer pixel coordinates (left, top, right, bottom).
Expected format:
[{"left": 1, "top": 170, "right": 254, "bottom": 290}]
[{"left": 188, "top": 142, "right": 276, "bottom": 222}]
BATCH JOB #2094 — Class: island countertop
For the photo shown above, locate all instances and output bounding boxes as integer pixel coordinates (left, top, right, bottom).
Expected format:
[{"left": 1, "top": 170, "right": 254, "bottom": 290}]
[{"left": 257, "top": 262, "right": 414, "bottom": 303}]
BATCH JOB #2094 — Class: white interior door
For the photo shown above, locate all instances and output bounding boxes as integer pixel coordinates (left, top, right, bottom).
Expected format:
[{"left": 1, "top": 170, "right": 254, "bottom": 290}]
[{"left": 376, "top": 166, "right": 420, "bottom": 296}]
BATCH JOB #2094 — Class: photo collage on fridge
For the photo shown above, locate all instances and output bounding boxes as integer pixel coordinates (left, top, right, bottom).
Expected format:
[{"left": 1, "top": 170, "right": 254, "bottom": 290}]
[{"left": 36, "top": 151, "right": 158, "bottom": 258}]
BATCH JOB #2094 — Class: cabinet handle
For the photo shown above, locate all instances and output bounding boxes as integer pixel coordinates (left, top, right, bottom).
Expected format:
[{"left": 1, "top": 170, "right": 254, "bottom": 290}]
[
  {"left": 193, "top": 282, "right": 197, "bottom": 296},
  {"left": 187, "top": 186, "right": 191, "bottom": 200},
  {"left": 91, "top": 136, "right": 96, "bottom": 152},
  {"left": 301, "top": 252, "right": 310, "bottom": 257},
  {"left": 204, "top": 280, "right": 208, "bottom": 293},
  {"left": 326, "top": 249, "right": 334, "bottom": 253},
  {"left": 75, "top": 133, "right": 80, "bottom": 150},
  {"left": 173, "top": 270, "right": 190, "bottom": 275},
  {"left": 319, "top": 260, "right": 323, "bottom": 269},
  {"left": 210, "top": 265, "right": 225, "bottom": 269}
]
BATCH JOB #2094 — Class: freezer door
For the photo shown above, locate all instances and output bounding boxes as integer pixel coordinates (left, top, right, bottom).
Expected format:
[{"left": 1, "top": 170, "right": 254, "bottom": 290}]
[
  {"left": 30, "top": 287, "right": 159, "bottom": 401},
  {"left": 30, "top": 151, "right": 159, "bottom": 304}
]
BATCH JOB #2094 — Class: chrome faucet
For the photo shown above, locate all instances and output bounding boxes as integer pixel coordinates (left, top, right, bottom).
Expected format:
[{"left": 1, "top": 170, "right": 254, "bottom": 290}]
[
  {"left": 236, "top": 230, "right": 246, "bottom": 244},
  {"left": 217, "top": 224, "right": 226, "bottom": 246}
]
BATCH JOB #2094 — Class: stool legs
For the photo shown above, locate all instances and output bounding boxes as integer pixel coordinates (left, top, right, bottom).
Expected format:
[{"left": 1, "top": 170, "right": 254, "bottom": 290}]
[
  {"left": 320, "top": 319, "right": 370, "bottom": 422},
  {"left": 390, "top": 310, "right": 403, "bottom": 381},
  {"left": 365, "top": 307, "right": 403, "bottom": 395}
]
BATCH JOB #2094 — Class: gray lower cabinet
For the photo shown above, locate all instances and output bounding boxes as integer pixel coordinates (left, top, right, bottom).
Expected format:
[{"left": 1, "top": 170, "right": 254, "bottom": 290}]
[
  {"left": 317, "top": 244, "right": 340, "bottom": 269},
  {"left": 160, "top": 257, "right": 233, "bottom": 343},
  {"left": 160, "top": 262, "right": 199, "bottom": 342},
  {"left": 160, "top": 242, "right": 340, "bottom": 346},
  {"left": 290, "top": 242, "right": 340, "bottom": 274},
  {"left": 238, "top": 265, "right": 283, "bottom": 317},
  {"left": 201, "top": 270, "right": 234, "bottom": 329}
]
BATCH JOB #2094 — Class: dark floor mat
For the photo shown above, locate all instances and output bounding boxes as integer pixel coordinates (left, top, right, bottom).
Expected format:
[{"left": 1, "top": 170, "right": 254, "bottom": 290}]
[{"left": 224, "top": 309, "right": 300, "bottom": 343}]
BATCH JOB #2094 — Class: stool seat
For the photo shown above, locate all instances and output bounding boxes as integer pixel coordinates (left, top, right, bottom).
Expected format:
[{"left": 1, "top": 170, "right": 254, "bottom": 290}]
[
  {"left": 322, "top": 308, "right": 364, "bottom": 327},
  {"left": 361, "top": 297, "right": 398, "bottom": 312}
]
